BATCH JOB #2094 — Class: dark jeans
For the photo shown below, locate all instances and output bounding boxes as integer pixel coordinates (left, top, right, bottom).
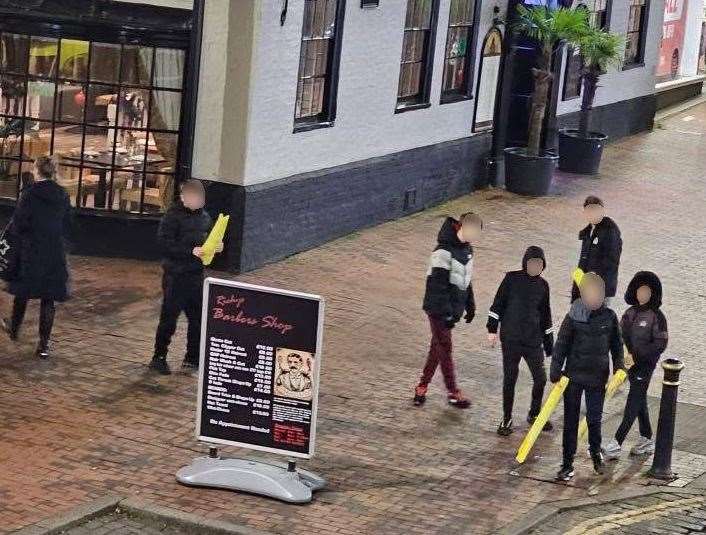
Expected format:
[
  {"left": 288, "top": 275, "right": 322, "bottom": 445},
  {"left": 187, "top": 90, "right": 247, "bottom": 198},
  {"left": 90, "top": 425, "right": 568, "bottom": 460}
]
[
  {"left": 419, "top": 314, "right": 457, "bottom": 392},
  {"left": 10, "top": 296, "right": 55, "bottom": 346},
  {"left": 502, "top": 342, "right": 546, "bottom": 422},
  {"left": 154, "top": 271, "right": 203, "bottom": 362},
  {"left": 615, "top": 368, "right": 653, "bottom": 444},
  {"left": 563, "top": 381, "right": 606, "bottom": 465}
]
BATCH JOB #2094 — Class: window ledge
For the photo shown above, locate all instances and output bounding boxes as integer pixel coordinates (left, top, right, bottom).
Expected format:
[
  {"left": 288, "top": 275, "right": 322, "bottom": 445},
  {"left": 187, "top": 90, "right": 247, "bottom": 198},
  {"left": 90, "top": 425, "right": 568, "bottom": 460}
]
[
  {"left": 562, "top": 94, "right": 581, "bottom": 102},
  {"left": 293, "top": 120, "right": 334, "bottom": 134},
  {"left": 440, "top": 93, "right": 473, "bottom": 105},
  {"left": 622, "top": 62, "right": 645, "bottom": 72},
  {"left": 394, "top": 102, "right": 432, "bottom": 114}
]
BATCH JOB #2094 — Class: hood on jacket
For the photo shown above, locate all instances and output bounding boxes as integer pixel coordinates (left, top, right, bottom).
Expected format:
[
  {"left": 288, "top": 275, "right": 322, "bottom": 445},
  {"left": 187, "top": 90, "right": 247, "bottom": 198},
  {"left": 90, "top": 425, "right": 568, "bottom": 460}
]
[
  {"left": 28, "top": 180, "right": 67, "bottom": 206},
  {"left": 437, "top": 217, "right": 463, "bottom": 246},
  {"left": 568, "top": 298, "right": 591, "bottom": 323},
  {"left": 522, "top": 245, "right": 546, "bottom": 272},
  {"left": 625, "top": 271, "right": 662, "bottom": 308},
  {"left": 579, "top": 216, "right": 619, "bottom": 239}
]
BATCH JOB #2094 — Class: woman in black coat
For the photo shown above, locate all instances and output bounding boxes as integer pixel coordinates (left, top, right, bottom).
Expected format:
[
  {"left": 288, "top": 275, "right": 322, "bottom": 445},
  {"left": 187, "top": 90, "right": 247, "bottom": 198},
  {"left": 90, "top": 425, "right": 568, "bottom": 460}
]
[{"left": 3, "top": 155, "right": 71, "bottom": 358}]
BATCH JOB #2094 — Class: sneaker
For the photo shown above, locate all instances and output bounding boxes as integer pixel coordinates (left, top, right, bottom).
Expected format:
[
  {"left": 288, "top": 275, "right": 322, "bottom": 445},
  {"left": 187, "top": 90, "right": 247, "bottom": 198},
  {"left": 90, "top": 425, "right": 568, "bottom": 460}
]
[
  {"left": 630, "top": 436, "right": 655, "bottom": 456},
  {"left": 603, "top": 438, "right": 622, "bottom": 461},
  {"left": 556, "top": 464, "right": 575, "bottom": 481},
  {"left": 591, "top": 451, "right": 605, "bottom": 474},
  {"left": 35, "top": 343, "right": 50, "bottom": 359},
  {"left": 497, "top": 418, "right": 513, "bottom": 436},
  {"left": 181, "top": 358, "right": 199, "bottom": 371},
  {"left": 1, "top": 318, "right": 17, "bottom": 341},
  {"left": 527, "top": 414, "right": 553, "bottom": 432},
  {"left": 148, "top": 356, "right": 171, "bottom": 375},
  {"left": 413, "top": 385, "right": 428, "bottom": 406},
  {"left": 447, "top": 390, "right": 471, "bottom": 409}
]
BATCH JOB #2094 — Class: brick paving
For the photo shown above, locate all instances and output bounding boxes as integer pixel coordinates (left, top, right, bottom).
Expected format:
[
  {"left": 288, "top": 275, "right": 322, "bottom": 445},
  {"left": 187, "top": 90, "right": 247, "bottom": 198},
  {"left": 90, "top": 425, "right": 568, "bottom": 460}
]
[
  {"left": 1, "top": 104, "right": 706, "bottom": 534},
  {"left": 55, "top": 509, "right": 193, "bottom": 535}
]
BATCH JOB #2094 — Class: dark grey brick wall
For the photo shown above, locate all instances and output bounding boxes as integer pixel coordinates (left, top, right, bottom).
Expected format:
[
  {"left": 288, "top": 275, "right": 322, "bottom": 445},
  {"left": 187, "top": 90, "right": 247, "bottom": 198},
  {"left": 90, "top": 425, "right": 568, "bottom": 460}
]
[
  {"left": 556, "top": 94, "right": 656, "bottom": 141},
  {"left": 235, "top": 133, "right": 492, "bottom": 271}
]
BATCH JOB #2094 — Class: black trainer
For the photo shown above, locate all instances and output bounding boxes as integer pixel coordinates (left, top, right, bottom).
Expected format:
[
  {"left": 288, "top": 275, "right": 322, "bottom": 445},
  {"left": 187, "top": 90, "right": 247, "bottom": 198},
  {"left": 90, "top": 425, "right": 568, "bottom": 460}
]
[
  {"left": 591, "top": 451, "right": 605, "bottom": 475},
  {"left": 497, "top": 418, "right": 513, "bottom": 436},
  {"left": 181, "top": 358, "right": 199, "bottom": 371},
  {"left": 35, "top": 342, "right": 50, "bottom": 359},
  {"left": 527, "top": 414, "right": 554, "bottom": 432},
  {"left": 556, "top": 464, "right": 575, "bottom": 481},
  {"left": 149, "top": 356, "right": 171, "bottom": 375},
  {"left": 1, "top": 318, "right": 18, "bottom": 341}
]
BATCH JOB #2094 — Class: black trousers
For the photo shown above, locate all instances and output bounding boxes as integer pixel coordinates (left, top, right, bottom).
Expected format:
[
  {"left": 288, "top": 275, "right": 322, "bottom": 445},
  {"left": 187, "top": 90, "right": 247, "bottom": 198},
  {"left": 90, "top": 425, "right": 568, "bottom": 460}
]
[
  {"left": 10, "top": 296, "right": 55, "bottom": 345},
  {"left": 615, "top": 368, "right": 653, "bottom": 444},
  {"left": 154, "top": 271, "right": 203, "bottom": 361},
  {"left": 563, "top": 381, "right": 606, "bottom": 465},
  {"left": 502, "top": 342, "right": 547, "bottom": 422}
]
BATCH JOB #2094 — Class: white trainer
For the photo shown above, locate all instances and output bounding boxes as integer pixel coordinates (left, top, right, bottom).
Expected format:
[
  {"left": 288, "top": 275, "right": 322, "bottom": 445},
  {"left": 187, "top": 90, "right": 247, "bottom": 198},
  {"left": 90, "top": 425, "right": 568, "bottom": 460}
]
[
  {"left": 603, "top": 438, "right": 622, "bottom": 461},
  {"left": 630, "top": 437, "right": 655, "bottom": 456}
]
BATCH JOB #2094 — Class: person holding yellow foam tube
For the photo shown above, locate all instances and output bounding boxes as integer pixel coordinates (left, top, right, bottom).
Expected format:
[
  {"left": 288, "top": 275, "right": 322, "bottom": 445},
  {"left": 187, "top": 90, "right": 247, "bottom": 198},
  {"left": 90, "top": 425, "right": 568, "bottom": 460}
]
[
  {"left": 550, "top": 272, "right": 625, "bottom": 481},
  {"left": 603, "top": 271, "right": 668, "bottom": 461}
]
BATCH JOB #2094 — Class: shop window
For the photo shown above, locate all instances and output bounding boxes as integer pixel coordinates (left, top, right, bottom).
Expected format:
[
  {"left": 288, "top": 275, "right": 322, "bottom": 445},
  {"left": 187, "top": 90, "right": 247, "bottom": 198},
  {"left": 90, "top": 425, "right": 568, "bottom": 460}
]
[
  {"left": 587, "top": 0, "right": 611, "bottom": 29},
  {"left": 397, "top": 0, "right": 440, "bottom": 111},
  {"left": 294, "top": 0, "right": 346, "bottom": 131},
  {"left": 440, "top": 0, "right": 478, "bottom": 103},
  {"left": 624, "top": 0, "right": 649, "bottom": 67},
  {"left": 0, "top": 32, "right": 184, "bottom": 213}
]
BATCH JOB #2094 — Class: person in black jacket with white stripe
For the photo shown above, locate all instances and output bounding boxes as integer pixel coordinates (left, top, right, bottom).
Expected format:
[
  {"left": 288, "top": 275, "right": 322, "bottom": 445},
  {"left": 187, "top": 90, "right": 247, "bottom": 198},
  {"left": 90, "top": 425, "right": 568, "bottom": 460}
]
[
  {"left": 487, "top": 246, "right": 554, "bottom": 436},
  {"left": 413, "top": 212, "right": 483, "bottom": 409}
]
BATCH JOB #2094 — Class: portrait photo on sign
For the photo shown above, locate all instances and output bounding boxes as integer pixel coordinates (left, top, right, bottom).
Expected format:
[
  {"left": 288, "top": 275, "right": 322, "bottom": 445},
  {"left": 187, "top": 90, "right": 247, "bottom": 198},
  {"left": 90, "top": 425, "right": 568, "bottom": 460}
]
[{"left": 274, "top": 348, "right": 314, "bottom": 401}]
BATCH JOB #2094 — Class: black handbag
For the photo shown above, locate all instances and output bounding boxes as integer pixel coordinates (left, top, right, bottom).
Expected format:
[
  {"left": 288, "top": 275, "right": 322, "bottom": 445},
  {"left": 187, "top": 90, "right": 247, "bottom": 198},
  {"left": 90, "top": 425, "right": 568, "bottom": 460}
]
[{"left": 0, "top": 220, "right": 19, "bottom": 281}]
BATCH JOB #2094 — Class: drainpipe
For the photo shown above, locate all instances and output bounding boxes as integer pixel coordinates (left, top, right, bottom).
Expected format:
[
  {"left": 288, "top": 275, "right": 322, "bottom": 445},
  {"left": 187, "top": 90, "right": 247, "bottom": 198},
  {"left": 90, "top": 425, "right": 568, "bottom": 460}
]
[{"left": 178, "top": 0, "right": 205, "bottom": 181}]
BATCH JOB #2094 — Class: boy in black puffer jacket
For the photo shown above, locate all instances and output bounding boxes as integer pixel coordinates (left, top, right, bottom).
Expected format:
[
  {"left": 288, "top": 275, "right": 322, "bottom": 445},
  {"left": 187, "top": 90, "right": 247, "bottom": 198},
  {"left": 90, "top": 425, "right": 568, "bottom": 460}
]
[
  {"left": 149, "top": 180, "right": 222, "bottom": 375},
  {"left": 551, "top": 272, "right": 625, "bottom": 481},
  {"left": 413, "top": 212, "right": 483, "bottom": 409},
  {"left": 603, "top": 271, "right": 668, "bottom": 460},
  {"left": 487, "top": 246, "right": 554, "bottom": 436}
]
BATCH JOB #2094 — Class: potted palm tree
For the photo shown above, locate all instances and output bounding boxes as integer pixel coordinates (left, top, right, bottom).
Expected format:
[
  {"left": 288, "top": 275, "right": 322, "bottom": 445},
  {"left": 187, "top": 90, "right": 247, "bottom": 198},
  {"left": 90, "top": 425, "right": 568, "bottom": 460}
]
[
  {"left": 558, "top": 28, "right": 623, "bottom": 174},
  {"left": 504, "top": 5, "right": 588, "bottom": 196}
]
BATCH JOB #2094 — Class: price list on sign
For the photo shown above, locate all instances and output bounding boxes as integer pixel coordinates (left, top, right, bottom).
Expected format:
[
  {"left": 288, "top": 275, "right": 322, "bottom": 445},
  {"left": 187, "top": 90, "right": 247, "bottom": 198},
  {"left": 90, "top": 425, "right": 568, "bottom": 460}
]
[{"left": 196, "top": 279, "right": 324, "bottom": 459}]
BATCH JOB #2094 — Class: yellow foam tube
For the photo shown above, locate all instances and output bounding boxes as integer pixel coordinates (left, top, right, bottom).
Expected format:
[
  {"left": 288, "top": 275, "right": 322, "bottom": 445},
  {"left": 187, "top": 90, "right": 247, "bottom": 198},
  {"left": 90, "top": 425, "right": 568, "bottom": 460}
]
[
  {"left": 516, "top": 376, "right": 569, "bottom": 464},
  {"left": 201, "top": 213, "right": 230, "bottom": 266},
  {"left": 577, "top": 368, "right": 628, "bottom": 441},
  {"left": 572, "top": 267, "right": 585, "bottom": 287}
]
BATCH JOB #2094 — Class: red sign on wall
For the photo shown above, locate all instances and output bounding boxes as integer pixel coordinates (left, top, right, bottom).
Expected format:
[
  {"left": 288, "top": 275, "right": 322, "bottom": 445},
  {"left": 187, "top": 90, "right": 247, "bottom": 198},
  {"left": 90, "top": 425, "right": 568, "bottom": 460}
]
[{"left": 658, "top": 0, "right": 688, "bottom": 80}]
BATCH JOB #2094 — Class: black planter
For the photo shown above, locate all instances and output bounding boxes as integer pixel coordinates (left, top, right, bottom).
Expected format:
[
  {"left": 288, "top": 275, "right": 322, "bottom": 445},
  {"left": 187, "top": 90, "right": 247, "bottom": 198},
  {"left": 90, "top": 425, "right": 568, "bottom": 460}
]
[
  {"left": 503, "top": 147, "right": 557, "bottom": 196},
  {"left": 558, "top": 129, "right": 608, "bottom": 175}
]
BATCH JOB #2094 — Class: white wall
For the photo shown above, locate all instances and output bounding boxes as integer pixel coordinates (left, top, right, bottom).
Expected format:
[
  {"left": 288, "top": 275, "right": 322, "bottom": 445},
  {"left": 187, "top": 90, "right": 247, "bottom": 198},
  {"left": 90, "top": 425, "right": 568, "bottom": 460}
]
[
  {"left": 557, "top": 0, "right": 663, "bottom": 115},
  {"left": 191, "top": 0, "right": 664, "bottom": 187},
  {"left": 241, "top": 0, "right": 497, "bottom": 186}
]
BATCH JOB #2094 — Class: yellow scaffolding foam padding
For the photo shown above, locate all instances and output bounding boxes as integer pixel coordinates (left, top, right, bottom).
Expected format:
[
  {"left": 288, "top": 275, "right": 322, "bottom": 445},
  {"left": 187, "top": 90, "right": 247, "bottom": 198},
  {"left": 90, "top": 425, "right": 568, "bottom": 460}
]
[
  {"left": 572, "top": 267, "right": 585, "bottom": 287},
  {"left": 578, "top": 368, "right": 628, "bottom": 441},
  {"left": 201, "top": 213, "right": 229, "bottom": 266},
  {"left": 516, "top": 376, "right": 569, "bottom": 464}
]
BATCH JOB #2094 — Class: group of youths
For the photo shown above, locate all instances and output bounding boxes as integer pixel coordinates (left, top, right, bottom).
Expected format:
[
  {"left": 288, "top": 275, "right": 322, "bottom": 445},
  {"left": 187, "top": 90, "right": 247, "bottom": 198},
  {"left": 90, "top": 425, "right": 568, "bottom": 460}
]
[
  {"left": 2, "top": 163, "right": 669, "bottom": 481},
  {"left": 413, "top": 196, "right": 669, "bottom": 481}
]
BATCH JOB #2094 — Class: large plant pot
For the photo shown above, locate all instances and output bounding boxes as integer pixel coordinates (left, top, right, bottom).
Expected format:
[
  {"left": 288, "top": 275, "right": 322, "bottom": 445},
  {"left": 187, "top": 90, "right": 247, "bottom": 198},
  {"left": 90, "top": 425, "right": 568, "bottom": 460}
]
[
  {"left": 558, "top": 129, "right": 608, "bottom": 175},
  {"left": 503, "top": 147, "right": 557, "bottom": 196}
]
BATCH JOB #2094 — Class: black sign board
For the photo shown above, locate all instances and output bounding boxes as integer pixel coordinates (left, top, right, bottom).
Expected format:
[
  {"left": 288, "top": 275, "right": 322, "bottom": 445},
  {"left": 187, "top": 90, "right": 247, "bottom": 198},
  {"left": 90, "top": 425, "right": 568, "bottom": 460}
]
[{"left": 196, "top": 278, "right": 324, "bottom": 459}]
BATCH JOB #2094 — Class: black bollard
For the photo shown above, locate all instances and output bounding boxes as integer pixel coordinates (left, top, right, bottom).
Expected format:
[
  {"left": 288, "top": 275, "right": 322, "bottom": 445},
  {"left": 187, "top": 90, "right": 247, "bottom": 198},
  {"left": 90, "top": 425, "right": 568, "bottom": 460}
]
[{"left": 647, "top": 358, "right": 684, "bottom": 480}]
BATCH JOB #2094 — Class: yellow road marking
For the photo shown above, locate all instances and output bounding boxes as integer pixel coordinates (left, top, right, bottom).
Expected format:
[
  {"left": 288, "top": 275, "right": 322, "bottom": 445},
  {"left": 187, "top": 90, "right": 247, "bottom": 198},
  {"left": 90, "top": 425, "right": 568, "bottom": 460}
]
[{"left": 564, "top": 496, "right": 705, "bottom": 535}]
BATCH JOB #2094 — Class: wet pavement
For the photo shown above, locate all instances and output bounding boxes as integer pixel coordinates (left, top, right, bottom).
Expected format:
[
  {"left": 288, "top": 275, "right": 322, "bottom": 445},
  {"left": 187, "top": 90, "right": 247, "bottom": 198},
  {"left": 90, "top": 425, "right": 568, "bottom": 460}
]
[{"left": 2, "top": 103, "right": 706, "bottom": 534}]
